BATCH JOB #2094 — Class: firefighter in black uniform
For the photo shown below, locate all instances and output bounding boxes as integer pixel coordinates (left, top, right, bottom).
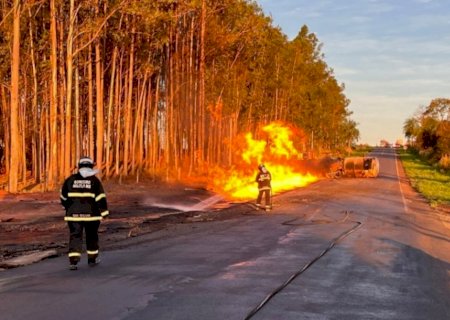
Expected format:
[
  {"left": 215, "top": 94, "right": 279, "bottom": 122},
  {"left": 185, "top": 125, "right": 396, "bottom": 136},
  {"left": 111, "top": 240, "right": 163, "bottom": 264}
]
[
  {"left": 60, "top": 157, "right": 109, "bottom": 270},
  {"left": 255, "top": 164, "right": 272, "bottom": 211}
]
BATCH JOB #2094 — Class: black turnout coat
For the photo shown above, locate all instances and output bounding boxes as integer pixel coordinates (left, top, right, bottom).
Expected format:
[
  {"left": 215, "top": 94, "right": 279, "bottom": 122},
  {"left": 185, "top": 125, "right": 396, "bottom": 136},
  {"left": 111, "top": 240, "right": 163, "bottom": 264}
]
[{"left": 60, "top": 173, "right": 109, "bottom": 222}]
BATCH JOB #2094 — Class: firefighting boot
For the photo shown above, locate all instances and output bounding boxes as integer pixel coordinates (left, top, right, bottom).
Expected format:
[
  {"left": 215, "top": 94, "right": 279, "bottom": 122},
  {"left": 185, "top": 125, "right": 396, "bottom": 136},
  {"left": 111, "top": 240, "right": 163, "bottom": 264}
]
[
  {"left": 256, "top": 204, "right": 261, "bottom": 211},
  {"left": 88, "top": 257, "right": 100, "bottom": 267},
  {"left": 69, "top": 257, "right": 79, "bottom": 270},
  {"left": 69, "top": 264, "right": 78, "bottom": 270},
  {"left": 265, "top": 206, "right": 271, "bottom": 212}
]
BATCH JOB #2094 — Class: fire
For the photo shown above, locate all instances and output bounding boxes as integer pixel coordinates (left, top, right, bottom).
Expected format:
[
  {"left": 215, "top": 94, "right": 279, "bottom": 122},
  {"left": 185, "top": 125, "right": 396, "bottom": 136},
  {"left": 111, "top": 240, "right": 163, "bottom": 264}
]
[{"left": 211, "top": 122, "right": 318, "bottom": 200}]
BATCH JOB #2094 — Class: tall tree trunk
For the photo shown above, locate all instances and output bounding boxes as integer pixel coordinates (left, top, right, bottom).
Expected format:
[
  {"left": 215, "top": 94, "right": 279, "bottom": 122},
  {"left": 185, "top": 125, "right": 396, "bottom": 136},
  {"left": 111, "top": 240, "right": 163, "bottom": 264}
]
[
  {"left": 123, "top": 18, "right": 135, "bottom": 176},
  {"left": 40, "top": 105, "right": 45, "bottom": 184},
  {"left": 199, "top": 0, "right": 206, "bottom": 164},
  {"left": 0, "top": 86, "right": 9, "bottom": 179},
  {"left": 188, "top": 17, "right": 195, "bottom": 175},
  {"left": 115, "top": 51, "right": 124, "bottom": 176},
  {"left": 88, "top": 44, "right": 94, "bottom": 159},
  {"left": 131, "top": 75, "right": 147, "bottom": 175},
  {"left": 144, "top": 79, "right": 152, "bottom": 170},
  {"left": 75, "top": 65, "right": 80, "bottom": 168},
  {"left": 28, "top": 7, "right": 40, "bottom": 183},
  {"left": 9, "top": 0, "right": 21, "bottom": 193},
  {"left": 58, "top": 11, "right": 66, "bottom": 180},
  {"left": 48, "top": 0, "right": 59, "bottom": 189},
  {"left": 167, "top": 25, "right": 175, "bottom": 177},
  {"left": 65, "top": 0, "right": 75, "bottom": 177},
  {"left": 21, "top": 69, "right": 28, "bottom": 183},
  {"left": 105, "top": 46, "right": 117, "bottom": 177},
  {"left": 150, "top": 74, "right": 160, "bottom": 174},
  {"left": 9, "top": 0, "right": 20, "bottom": 192},
  {"left": 274, "top": 58, "right": 280, "bottom": 121},
  {"left": 95, "top": 36, "right": 104, "bottom": 170}
]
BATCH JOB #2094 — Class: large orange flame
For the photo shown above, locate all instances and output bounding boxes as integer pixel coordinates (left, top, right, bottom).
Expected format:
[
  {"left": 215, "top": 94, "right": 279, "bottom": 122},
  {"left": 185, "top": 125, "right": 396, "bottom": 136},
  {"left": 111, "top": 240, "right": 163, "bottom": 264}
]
[{"left": 211, "top": 122, "right": 318, "bottom": 200}]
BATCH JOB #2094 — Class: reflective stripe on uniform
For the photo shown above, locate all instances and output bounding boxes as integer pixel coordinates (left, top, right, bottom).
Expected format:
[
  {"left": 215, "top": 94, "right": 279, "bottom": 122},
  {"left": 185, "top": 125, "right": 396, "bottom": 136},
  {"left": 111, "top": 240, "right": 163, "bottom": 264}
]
[
  {"left": 68, "top": 192, "right": 96, "bottom": 198},
  {"left": 259, "top": 187, "right": 271, "bottom": 191},
  {"left": 87, "top": 250, "right": 99, "bottom": 255},
  {"left": 60, "top": 194, "right": 68, "bottom": 201},
  {"left": 95, "top": 193, "right": 106, "bottom": 202},
  {"left": 101, "top": 210, "right": 109, "bottom": 217},
  {"left": 68, "top": 252, "right": 81, "bottom": 257},
  {"left": 64, "top": 216, "right": 103, "bottom": 222}
]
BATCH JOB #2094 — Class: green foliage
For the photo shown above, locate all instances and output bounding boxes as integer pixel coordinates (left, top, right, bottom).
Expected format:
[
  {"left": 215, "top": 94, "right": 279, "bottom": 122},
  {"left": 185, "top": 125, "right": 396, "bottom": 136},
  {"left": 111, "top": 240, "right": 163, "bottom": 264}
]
[
  {"left": 400, "top": 149, "right": 450, "bottom": 206},
  {"left": 404, "top": 98, "right": 450, "bottom": 166}
]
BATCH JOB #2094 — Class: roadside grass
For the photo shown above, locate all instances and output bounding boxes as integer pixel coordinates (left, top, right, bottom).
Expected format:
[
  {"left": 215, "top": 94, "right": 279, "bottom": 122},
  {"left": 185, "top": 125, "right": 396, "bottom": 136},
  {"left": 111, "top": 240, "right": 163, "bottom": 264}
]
[{"left": 399, "top": 150, "right": 450, "bottom": 207}]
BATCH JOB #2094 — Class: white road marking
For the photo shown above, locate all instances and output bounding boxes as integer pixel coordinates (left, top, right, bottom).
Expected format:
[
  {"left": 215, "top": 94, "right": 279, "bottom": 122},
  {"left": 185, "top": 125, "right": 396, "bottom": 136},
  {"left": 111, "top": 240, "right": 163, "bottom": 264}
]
[{"left": 395, "top": 152, "right": 409, "bottom": 215}]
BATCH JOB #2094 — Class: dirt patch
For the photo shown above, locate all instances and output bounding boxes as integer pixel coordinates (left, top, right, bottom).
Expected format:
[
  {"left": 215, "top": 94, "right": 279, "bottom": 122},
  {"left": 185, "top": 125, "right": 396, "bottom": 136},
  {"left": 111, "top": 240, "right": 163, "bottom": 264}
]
[{"left": 0, "top": 180, "right": 254, "bottom": 267}]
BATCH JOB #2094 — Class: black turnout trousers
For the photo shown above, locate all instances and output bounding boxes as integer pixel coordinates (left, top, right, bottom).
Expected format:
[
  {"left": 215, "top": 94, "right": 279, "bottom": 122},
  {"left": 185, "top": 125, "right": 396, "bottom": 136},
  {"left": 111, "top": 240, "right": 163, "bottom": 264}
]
[
  {"left": 68, "top": 221, "right": 100, "bottom": 263},
  {"left": 256, "top": 189, "right": 271, "bottom": 208}
]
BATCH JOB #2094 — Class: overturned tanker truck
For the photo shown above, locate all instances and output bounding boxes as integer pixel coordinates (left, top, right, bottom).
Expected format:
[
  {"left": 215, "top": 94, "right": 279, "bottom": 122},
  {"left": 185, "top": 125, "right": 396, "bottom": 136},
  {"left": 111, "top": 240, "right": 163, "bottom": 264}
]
[
  {"left": 341, "top": 156, "right": 379, "bottom": 178},
  {"left": 300, "top": 156, "right": 380, "bottom": 178},
  {"left": 328, "top": 157, "right": 380, "bottom": 178}
]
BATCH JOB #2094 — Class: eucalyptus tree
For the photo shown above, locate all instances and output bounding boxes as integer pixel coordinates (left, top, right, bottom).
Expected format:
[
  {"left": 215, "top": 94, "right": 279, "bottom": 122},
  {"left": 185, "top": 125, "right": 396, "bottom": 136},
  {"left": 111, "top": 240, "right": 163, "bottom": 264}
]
[
  {"left": 0, "top": 0, "right": 359, "bottom": 191},
  {"left": 8, "top": 0, "right": 21, "bottom": 193}
]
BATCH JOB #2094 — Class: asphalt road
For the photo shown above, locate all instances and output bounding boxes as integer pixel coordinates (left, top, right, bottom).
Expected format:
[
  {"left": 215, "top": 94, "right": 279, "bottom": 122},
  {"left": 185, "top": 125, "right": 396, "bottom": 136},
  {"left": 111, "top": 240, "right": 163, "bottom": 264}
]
[{"left": 1, "top": 148, "right": 449, "bottom": 320}]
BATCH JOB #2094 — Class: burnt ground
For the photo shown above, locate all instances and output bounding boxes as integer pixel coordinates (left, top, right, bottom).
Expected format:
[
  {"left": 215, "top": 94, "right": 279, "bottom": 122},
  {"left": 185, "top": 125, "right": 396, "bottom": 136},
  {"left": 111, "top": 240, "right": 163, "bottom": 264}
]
[{"left": 0, "top": 179, "right": 255, "bottom": 266}]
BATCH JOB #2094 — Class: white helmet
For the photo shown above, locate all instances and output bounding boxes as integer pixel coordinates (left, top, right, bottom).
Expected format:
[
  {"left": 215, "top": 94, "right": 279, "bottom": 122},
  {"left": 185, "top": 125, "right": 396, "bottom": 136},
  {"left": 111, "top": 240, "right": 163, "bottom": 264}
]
[{"left": 78, "top": 156, "right": 94, "bottom": 169}]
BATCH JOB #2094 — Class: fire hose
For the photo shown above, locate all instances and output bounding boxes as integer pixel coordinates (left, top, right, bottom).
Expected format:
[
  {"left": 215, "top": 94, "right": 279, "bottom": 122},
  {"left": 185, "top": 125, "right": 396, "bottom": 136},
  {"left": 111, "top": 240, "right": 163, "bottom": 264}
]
[{"left": 243, "top": 210, "right": 363, "bottom": 320}]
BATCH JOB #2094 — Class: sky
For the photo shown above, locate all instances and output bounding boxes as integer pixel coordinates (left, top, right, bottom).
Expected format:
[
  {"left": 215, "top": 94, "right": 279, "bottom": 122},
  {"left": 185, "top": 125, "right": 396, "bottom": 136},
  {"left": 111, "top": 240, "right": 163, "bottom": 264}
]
[{"left": 257, "top": 0, "right": 450, "bottom": 145}]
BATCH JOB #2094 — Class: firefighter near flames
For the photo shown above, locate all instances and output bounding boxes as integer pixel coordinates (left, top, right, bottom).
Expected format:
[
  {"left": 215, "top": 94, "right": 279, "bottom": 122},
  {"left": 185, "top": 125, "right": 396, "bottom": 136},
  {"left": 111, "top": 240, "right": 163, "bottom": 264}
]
[
  {"left": 60, "top": 157, "right": 109, "bottom": 270},
  {"left": 255, "top": 164, "right": 272, "bottom": 211},
  {"left": 209, "top": 122, "right": 318, "bottom": 201}
]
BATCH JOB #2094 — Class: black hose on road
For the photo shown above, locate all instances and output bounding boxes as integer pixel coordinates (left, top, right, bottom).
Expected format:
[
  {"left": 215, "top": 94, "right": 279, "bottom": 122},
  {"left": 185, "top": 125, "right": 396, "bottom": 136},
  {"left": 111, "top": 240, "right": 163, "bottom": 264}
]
[{"left": 244, "top": 211, "right": 363, "bottom": 320}]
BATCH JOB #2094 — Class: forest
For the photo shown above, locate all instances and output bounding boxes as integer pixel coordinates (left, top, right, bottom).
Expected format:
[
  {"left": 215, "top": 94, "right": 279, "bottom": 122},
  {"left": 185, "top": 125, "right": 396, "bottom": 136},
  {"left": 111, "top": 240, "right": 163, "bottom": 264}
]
[{"left": 0, "top": 0, "right": 359, "bottom": 192}]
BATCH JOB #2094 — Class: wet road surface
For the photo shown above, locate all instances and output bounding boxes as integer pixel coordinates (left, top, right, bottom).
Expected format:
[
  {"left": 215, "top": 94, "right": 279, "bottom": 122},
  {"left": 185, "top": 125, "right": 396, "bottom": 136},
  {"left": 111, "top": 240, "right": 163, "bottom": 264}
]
[{"left": 1, "top": 148, "right": 449, "bottom": 319}]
